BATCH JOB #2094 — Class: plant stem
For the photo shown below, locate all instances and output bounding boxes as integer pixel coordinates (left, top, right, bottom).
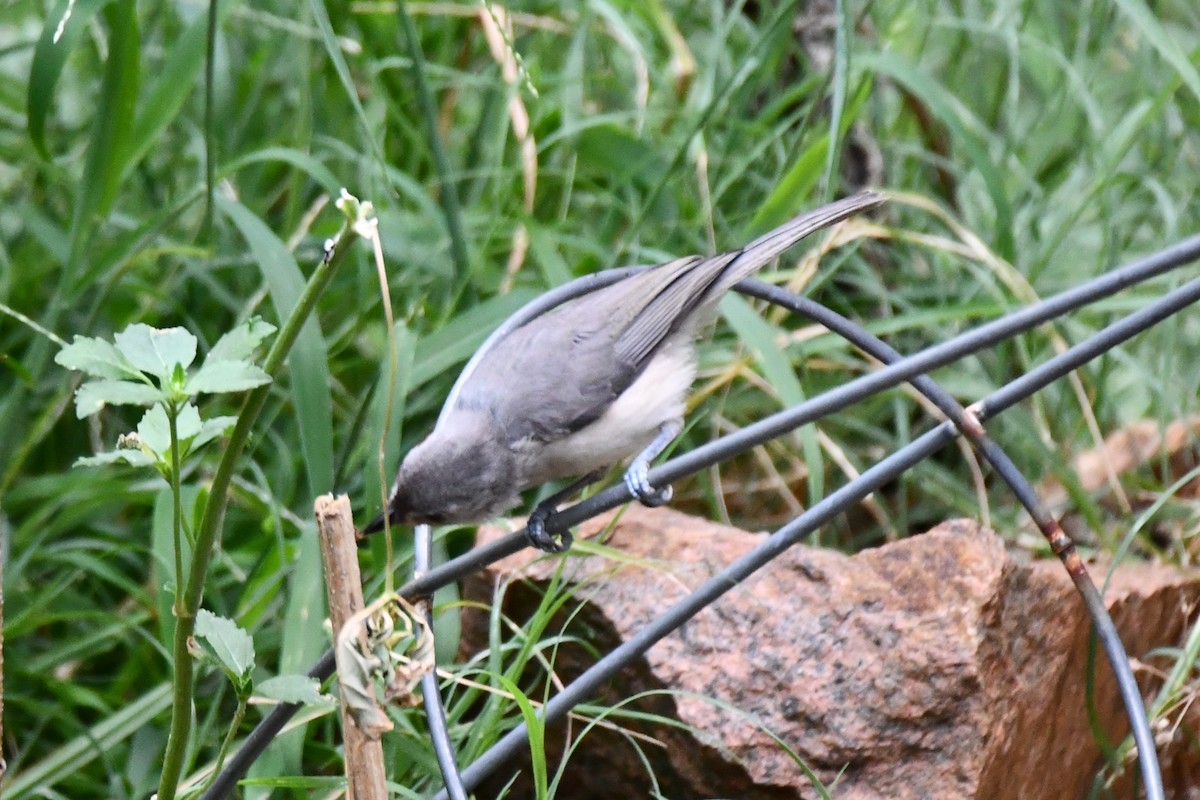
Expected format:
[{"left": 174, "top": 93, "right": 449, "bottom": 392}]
[
  {"left": 195, "top": 691, "right": 248, "bottom": 798},
  {"left": 169, "top": 405, "right": 184, "bottom": 616},
  {"left": 156, "top": 222, "right": 360, "bottom": 800}
]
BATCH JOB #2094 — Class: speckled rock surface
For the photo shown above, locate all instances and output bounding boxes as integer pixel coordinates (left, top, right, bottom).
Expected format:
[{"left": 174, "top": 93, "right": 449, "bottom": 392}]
[{"left": 460, "top": 507, "right": 1200, "bottom": 799}]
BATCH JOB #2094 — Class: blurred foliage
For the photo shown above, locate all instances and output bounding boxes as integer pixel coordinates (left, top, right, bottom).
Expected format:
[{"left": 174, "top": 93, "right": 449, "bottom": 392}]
[{"left": 2, "top": 0, "right": 1199, "bottom": 796}]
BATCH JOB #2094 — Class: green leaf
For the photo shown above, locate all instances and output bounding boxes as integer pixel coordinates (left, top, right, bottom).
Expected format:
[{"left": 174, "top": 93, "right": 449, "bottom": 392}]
[
  {"left": 74, "top": 380, "right": 162, "bottom": 418},
  {"left": 74, "top": 450, "right": 156, "bottom": 468},
  {"left": 221, "top": 148, "right": 343, "bottom": 200},
  {"left": 194, "top": 609, "right": 256, "bottom": 688},
  {"left": 721, "top": 293, "right": 824, "bottom": 501},
  {"left": 859, "top": 51, "right": 1015, "bottom": 261},
  {"left": 113, "top": 324, "right": 197, "bottom": 380},
  {"left": 207, "top": 317, "right": 278, "bottom": 363},
  {"left": 1, "top": 684, "right": 172, "bottom": 798},
  {"left": 254, "top": 675, "right": 334, "bottom": 707},
  {"left": 27, "top": 0, "right": 111, "bottom": 159},
  {"left": 190, "top": 415, "right": 238, "bottom": 451},
  {"left": 575, "top": 122, "right": 667, "bottom": 187},
  {"left": 55, "top": 335, "right": 141, "bottom": 380},
  {"left": 136, "top": 404, "right": 170, "bottom": 454},
  {"left": 185, "top": 360, "right": 272, "bottom": 394},
  {"left": 175, "top": 402, "right": 203, "bottom": 442}
]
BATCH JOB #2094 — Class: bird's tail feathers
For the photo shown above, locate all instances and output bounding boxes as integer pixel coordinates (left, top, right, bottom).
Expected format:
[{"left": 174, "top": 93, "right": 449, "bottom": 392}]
[{"left": 715, "top": 190, "right": 884, "bottom": 293}]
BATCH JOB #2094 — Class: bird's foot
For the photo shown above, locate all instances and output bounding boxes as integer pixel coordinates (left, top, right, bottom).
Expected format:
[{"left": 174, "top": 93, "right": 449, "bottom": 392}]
[
  {"left": 624, "top": 462, "right": 673, "bottom": 508},
  {"left": 525, "top": 502, "right": 573, "bottom": 553}
]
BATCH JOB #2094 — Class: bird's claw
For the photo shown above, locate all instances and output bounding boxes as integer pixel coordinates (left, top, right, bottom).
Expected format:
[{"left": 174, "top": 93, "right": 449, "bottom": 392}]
[
  {"left": 624, "top": 463, "right": 673, "bottom": 508},
  {"left": 525, "top": 505, "right": 573, "bottom": 553}
]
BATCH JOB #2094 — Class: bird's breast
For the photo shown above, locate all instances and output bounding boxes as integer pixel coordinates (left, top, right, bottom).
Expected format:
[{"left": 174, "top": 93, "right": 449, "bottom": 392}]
[{"left": 517, "top": 338, "right": 697, "bottom": 485}]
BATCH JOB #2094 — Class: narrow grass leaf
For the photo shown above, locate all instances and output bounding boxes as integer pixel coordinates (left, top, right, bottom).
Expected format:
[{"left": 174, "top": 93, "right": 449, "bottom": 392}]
[
  {"left": 721, "top": 293, "right": 824, "bottom": 500},
  {"left": 216, "top": 194, "right": 334, "bottom": 496},
  {"left": 3, "top": 683, "right": 172, "bottom": 800},
  {"left": 68, "top": 0, "right": 140, "bottom": 249},
  {"left": 1111, "top": 0, "right": 1200, "bottom": 105},
  {"left": 221, "top": 147, "right": 343, "bottom": 199},
  {"left": 122, "top": 0, "right": 234, "bottom": 182},
  {"left": 362, "top": 323, "right": 414, "bottom": 523},
  {"left": 26, "top": 0, "right": 110, "bottom": 159},
  {"left": 860, "top": 50, "right": 1015, "bottom": 260}
]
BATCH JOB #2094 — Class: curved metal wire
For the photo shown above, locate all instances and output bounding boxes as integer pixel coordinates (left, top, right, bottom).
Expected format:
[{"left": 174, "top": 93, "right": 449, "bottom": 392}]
[
  {"left": 736, "top": 280, "right": 1173, "bottom": 800},
  {"left": 433, "top": 275, "right": 1200, "bottom": 799},
  {"left": 413, "top": 523, "right": 468, "bottom": 800},
  {"left": 202, "top": 234, "right": 1200, "bottom": 800}
]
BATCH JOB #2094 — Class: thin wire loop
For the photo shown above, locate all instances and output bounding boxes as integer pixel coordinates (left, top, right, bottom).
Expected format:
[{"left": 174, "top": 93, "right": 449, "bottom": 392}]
[{"left": 413, "top": 523, "right": 469, "bottom": 800}]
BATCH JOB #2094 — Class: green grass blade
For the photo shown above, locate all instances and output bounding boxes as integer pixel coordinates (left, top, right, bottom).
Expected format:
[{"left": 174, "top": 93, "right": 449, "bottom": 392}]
[
  {"left": 721, "top": 293, "right": 825, "bottom": 503},
  {"left": 26, "top": 0, "right": 109, "bottom": 159},
  {"left": 68, "top": 0, "right": 140, "bottom": 252},
  {"left": 1111, "top": 0, "right": 1200, "bottom": 105},
  {"left": 860, "top": 50, "right": 1015, "bottom": 260},
  {"left": 216, "top": 194, "right": 334, "bottom": 496},
  {"left": 5, "top": 683, "right": 172, "bottom": 799}
]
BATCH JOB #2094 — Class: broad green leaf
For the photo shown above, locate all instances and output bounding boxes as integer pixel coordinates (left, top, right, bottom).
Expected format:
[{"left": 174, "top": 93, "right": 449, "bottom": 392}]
[
  {"left": 136, "top": 404, "right": 170, "bottom": 454},
  {"left": 254, "top": 675, "right": 334, "bottom": 706},
  {"left": 575, "top": 122, "right": 667, "bottom": 187},
  {"left": 207, "top": 317, "right": 278, "bottom": 363},
  {"left": 55, "top": 335, "right": 141, "bottom": 380},
  {"left": 194, "top": 609, "right": 256, "bottom": 687},
  {"left": 191, "top": 415, "right": 238, "bottom": 451},
  {"left": 74, "top": 380, "right": 161, "bottom": 418},
  {"left": 74, "top": 450, "right": 155, "bottom": 468},
  {"left": 113, "top": 324, "right": 197, "bottom": 379},
  {"left": 27, "top": 0, "right": 111, "bottom": 159},
  {"left": 185, "top": 360, "right": 272, "bottom": 394},
  {"left": 175, "top": 402, "right": 203, "bottom": 441}
]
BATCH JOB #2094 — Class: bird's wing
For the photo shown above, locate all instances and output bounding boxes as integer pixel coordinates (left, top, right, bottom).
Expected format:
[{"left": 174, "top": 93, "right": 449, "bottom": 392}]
[{"left": 452, "top": 191, "right": 885, "bottom": 444}]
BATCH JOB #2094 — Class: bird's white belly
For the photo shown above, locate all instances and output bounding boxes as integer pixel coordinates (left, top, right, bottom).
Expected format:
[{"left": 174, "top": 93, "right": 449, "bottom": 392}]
[{"left": 519, "top": 341, "right": 696, "bottom": 485}]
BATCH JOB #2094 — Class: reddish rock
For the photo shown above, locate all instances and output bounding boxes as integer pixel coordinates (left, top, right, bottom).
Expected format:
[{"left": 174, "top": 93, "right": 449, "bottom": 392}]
[{"left": 460, "top": 507, "right": 1200, "bottom": 799}]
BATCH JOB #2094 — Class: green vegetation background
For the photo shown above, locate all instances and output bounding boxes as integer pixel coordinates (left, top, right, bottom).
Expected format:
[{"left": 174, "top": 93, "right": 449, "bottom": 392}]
[{"left": 2, "top": 0, "right": 1199, "bottom": 796}]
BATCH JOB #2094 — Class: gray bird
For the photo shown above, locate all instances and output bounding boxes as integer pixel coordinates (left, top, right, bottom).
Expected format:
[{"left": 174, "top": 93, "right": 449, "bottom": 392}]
[{"left": 362, "top": 192, "right": 883, "bottom": 550}]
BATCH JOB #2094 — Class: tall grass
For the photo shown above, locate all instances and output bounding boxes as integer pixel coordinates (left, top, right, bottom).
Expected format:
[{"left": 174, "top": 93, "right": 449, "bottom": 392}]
[{"left": 1, "top": 0, "right": 1198, "bottom": 795}]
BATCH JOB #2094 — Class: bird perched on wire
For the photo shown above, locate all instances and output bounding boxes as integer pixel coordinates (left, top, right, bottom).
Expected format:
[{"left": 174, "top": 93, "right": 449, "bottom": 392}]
[{"left": 361, "top": 191, "right": 884, "bottom": 551}]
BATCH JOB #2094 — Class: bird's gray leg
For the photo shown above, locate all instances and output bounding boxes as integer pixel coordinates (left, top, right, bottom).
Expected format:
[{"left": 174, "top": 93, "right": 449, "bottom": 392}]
[
  {"left": 525, "top": 471, "right": 604, "bottom": 553},
  {"left": 624, "top": 419, "right": 683, "bottom": 508}
]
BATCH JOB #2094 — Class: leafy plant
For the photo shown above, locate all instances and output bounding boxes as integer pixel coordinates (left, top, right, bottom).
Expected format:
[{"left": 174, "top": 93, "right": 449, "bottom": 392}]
[{"left": 56, "top": 319, "right": 274, "bottom": 471}]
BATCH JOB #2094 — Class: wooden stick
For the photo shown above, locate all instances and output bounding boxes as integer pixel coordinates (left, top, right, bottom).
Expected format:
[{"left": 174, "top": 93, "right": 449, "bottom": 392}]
[{"left": 315, "top": 494, "right": 387, "bottom": 800}]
